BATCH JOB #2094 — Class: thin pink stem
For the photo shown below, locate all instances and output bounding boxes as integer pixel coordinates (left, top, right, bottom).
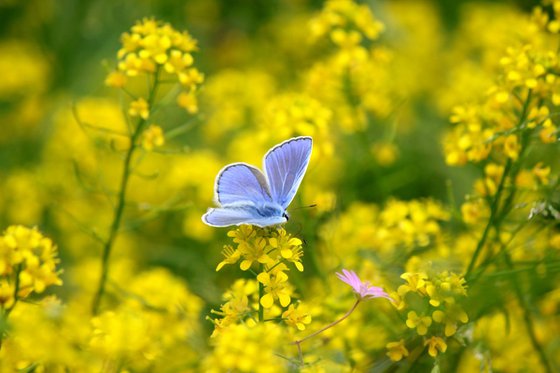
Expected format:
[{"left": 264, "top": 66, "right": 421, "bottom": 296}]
[{"left": 293, "top": 299, "right": 361, "bottom": 363}]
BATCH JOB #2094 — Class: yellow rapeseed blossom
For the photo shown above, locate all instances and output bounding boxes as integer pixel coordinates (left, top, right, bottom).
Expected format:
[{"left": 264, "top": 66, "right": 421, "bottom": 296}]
[
  {"left": 109, "top": 18, "right": 203, "bottom": 113},
  {"left": 309, "top": 0, "right": 384, "bottom": 44},
  {"left": 257, "top": 270, "right": 291, "bottom": 308},
  {"left": 209, "top": 279, "right": 259, "bottom": 335},
  {"left": 0, "top": 226, "right": 62, "bottom": 304},
  {"left": 141, "top": 124, "right": 165, "bottom": 151},
  {"left": 0, "top": 297, "right": 86, "bottom": 371},
  {"left": 432, "top": 304, "right": 469, "bottom": 337},
  {"left": 128, "top": 98, "right": 150, "bottom": 119},
  {"left": 219, "top": 226, "right": 304, "bottom": 273},
  {"left": 406, "top": 311, "right": 432, "bottom": 335},
  {"left": 282, "top": 303, "right": 312, "bottom": 331},
  {"left": 386, "top": 339, "right": 409, "bottom": 362},
  {"left": 177, "top": 90, "right": 199, "bottom": 113},
  {"left": 104, "top": 70, "right": 127, "bottom": 88},
  {"left": 424, "top": 336, "right": 447, "bottom": 357},
  {"left": 320, "top": 199, "right": 449, "bottom": 269},
  {"left": 394, "top": 271, "right": 468, "bottom": 358},
  {"left": 204, "top": 323, "right": 285, "bottom": 372}
]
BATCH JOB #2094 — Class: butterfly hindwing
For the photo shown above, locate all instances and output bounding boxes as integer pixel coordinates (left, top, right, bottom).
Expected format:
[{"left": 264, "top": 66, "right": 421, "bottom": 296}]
[
  {"left": 203, "top": 203, "right": 287, "bottom": 227},
  {"left": 215, "top": 163, "right": 272, "bottom": 205},
  {"left": 264, "top": 136, "right": 312, "bottom": 209}
]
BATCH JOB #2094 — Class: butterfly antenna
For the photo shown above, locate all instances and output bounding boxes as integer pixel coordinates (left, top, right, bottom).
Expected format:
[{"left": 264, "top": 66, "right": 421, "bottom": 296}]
[{"left": 291, "top": 203, "right": 317, "bottom": 211}]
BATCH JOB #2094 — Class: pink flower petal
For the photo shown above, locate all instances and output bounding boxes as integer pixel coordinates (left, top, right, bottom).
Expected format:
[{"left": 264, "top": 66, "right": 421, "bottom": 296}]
[{"left": 336, "top": 269, "right": 392, "bottom": 301}]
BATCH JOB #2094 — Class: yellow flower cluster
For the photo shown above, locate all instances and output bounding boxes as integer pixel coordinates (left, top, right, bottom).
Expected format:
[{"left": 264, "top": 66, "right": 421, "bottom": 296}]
[
  {"left": 444, "top": 5, "right": 560, "bottom": 168},
  {"left": 0, "top": 226, "right": 62, "bottom": 310},
  {"left": 140, "top": 124, "right": 165, "bottom": 151},
  {"left": 203, "top": 323, "right": 285, "bottom": 372},
  {"left": 211, "top": 226, "right": 312, "bottom": 333},
  {"left": 386, "top": 271, "right": 468, "bottom": 360},
  {"left": 218, "top": 226, "right": 304, "bottom": 273},
  {"left": 209, "top": 279, "right": 259, "bottom": 334},
  {"left": 209, "top": 278, "right": 312, "bottom": 334},
  {"left": 106, "top": 18, "right": 203, "bottom": 114},
  {"left": 261, "top": 93, "right": 334, "bottom": 159},
  {"left": 0, "top": 265, "right": 203, "bottom": 371},
  {"left": 305, "top": 0, "right": 397, "bottom": 133},
  {"left": 460, "top": 306, "right": 548, "bottom": 372},
  {"left": 320, "top": 199, "right": 449, "bottom": 268},
  {"left": 310, "top": 0, "right": 384, "bottom": 47}
]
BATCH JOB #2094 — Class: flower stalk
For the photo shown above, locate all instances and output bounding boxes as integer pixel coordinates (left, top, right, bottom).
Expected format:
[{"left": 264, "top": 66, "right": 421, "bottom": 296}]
[
  {"left": 91, "top": 68, "right": 161, "bottom": 315},
  {"left": 465, "top": 91, "right": 532, "bottom": 281},
  {"left": 293, "top": 299, "right": 361, "bottom": 364}
]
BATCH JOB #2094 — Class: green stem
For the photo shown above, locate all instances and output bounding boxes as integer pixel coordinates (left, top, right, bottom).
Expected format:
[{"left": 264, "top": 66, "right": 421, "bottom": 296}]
[
  {"left": 91, "top": 69, "right": 160, "bottom": 315},
  {"left": 258, "top": 264, "right": 264, "bottom": 323},
  {"left": 502, "top": 253, "right": 553, "bottom": 373},
  {"left": 0, "top": 265, "right": 23, "bottom": 350},
  {"left": 464, "top": 159, "right": 512, "bottom": 280},
  {"left": 465, "top": 91, "right": 532, "bottom": 281}
]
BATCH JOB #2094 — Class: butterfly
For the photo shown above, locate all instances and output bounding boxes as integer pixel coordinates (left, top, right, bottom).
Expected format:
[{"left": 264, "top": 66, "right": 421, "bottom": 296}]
[{"left": 202, "top": 136, "right": 313, "bottom": 227}]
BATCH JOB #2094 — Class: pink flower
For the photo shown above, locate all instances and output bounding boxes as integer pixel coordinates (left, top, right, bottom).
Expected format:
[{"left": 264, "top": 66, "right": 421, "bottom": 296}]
[{"left": 336, "top": 269, "right": 392, "bottom": 301}]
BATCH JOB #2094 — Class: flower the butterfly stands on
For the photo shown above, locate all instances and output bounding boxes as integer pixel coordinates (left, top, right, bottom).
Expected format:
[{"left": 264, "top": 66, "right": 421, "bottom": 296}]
[{"left": 202, "top": 136, "right": 313, "bottom": 228}]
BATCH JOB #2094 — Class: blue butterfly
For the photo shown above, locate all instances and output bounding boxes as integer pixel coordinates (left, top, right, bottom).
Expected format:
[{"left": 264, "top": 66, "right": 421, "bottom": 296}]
[{"left": 202, "top": 136, "right": 313, "bottom": 227}]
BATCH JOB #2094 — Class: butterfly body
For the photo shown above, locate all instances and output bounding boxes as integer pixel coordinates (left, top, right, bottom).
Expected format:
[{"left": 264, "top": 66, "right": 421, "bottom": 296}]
[{"left": 202, "top": 136, "right": 312, "bottom": 227}]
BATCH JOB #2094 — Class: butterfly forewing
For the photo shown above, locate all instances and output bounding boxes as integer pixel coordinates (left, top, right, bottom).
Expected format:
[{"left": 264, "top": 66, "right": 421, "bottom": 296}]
[
  {"left": 264, "top": 136, "right": 312, "bottom": 209},
  {"left": 215, "top": 163, "right": 272, "bottom": 205}
]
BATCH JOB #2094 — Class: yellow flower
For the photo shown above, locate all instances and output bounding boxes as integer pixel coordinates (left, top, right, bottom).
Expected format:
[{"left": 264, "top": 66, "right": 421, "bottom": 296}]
[
  {"left": 282, "top": 303, "right": 311, "bottom": 331},
  {"left": 0, "top": 226, "right": 62, "bottom": 303},
  {"left": 398, "top": 272, "right": 428, "bottom": 296},
  {"left": 0, "top": 279, "right": 15, "bottom": 309},
  {"left": 164, "top": 50, "right": 194, "bottom": 74},
  {"left": 239, "top": 237, "right": 271, "bottom": 271},
  {"left": 371, "top": 142, "right": 399, "bottom": 166},
  {"left": 268, "top": 228, "right": 304, "bottom": 271},
  {"left": 209, "top": 279, "right": 259, "bottom": 335},
  {"left": 424, "top": 336, "right": 447, "bottom": 357},
  {"left": 386, "top": 340, "right": 409, "bottom": 362},
  {"left": 105, "top": 71, "right": 127, "bottom": 88},
  {"left": 432, "top": 305, "right": 469, "bottom": 337},
  {"left": 179, "top": 67, "right": 204, "bottom": 88},
  {"left": 532, "top": 162, "right": 551, "bottom": 185},
  {"left": 216, "top": 245, "right": 241, "bottom": 271},
  {"left": 257, "top": 271, "right": 291, "bottom": 308},
  {"left": 139, "top": 32, "right": 172, "bottom": 64},
  {"left": 539, "top": 124, "right": 557, "bottom": 144},
  {"left": 461, "top": 199, "right": 489, "bottom": 225},
  {"left": 406, "top": 311, "right": 432, "bottom": 335},
  {"left": 141, "top": 124, "right": 165, "bottom": 151},
  {"left": 177, "top": 90, "right": 199, "bottom": 113},
  {"left": 111, "top": 18, "right": 203, "bottom": 113},
  {"left": 129, "top": 98, "right": 150, "bottom": 119},
  {"left": 204, "top": 323, "right": 285, "bottom": 372},
  {"left": 503, "top": 134, "right": 520, "bottom": 160}
]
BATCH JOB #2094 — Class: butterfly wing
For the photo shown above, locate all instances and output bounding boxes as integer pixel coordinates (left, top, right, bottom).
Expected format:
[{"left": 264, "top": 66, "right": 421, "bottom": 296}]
[
  {"left": 214, "top": 163, "right": 272, "bottom": 205},
  {"left": 264, "top": 136, "right": 312, "bottom": 209},
  {"left": 202, "top": 203, "right": 287, "bottom": 227}
]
